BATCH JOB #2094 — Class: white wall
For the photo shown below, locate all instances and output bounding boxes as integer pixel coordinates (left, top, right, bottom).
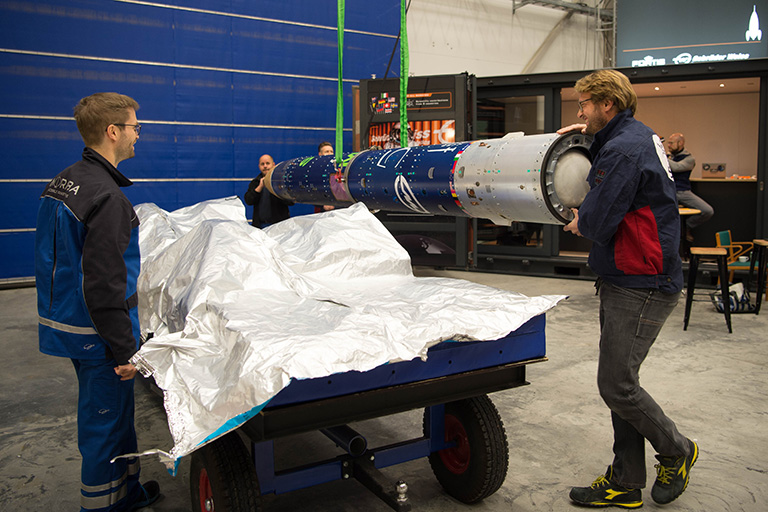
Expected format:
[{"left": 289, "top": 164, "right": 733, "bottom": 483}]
[
  {"left": 562, "top": 93, "right": 760, "bottom": 177},
  {"left": 638, "top": 93, "right": 759, "bottom": 178},
  {"left": 407, "top": 0, "right": 602, "bottom": 77}
]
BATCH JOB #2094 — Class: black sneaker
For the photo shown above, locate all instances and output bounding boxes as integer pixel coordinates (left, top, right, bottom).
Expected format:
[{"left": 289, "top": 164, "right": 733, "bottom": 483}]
[
  {"left": 130, "top": 480, "right": 161, "bottom": 510},
  {"left": 651, "top": 439, "right": 698, "bottom": 504},
  {"left": 569, "top": 466, "right": 643, "bottom": 508}
]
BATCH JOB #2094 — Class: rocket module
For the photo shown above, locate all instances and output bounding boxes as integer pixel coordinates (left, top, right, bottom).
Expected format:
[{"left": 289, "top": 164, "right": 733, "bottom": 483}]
[{"left": 266, "top": 130, "right": 593, "bottom": 226}]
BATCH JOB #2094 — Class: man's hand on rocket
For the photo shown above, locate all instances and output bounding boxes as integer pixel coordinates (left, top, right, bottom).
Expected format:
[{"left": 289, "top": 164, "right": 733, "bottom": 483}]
[
  {"left": 563, "top": 208, "right": 582, "bottom": 237},
  {"left": 557, "top": 124, "right": 587, "bottom": 135}
]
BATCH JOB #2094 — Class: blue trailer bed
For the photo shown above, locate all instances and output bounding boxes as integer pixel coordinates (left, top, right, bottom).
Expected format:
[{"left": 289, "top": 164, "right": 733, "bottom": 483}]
[{"left": 190, "top": 314, "right": 548, "bottom": 512}]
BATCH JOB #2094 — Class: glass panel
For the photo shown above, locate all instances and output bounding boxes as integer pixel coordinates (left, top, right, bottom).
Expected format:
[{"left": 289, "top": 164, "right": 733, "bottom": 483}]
[
  {"left": 477, "top": 95, "right": 546, "bottom": 138},
  {"left": 475, "top": 95, "right": 546, "bottom": 248}
]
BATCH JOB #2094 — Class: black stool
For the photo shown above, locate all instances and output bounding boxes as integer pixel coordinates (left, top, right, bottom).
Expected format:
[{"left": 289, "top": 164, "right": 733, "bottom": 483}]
[
  {"left": 684, "top": 247, "right": 731, "bottom": 333},
  {"left": 746, "top": 239, "right": 768, "bottom": 315}
]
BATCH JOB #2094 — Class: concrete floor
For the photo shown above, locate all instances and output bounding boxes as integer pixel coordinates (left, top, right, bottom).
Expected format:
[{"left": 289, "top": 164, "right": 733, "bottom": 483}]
[{"left": 1, "top": 269, "right": 767, "bottom": 511}]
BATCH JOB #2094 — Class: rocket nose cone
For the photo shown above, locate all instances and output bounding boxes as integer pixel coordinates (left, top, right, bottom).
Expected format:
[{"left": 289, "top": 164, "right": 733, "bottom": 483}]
[{"left": 552, "top": 150, "right": 591, "bottom": 208}]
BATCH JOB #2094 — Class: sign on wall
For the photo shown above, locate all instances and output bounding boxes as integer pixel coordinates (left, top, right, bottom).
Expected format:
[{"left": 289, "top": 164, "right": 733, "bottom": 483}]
[
  {"left": 368, "top": 120, "right": 456, "bottom": 148},
  {"left": 617, "top": 1, "right": 767, "bottom": 68}
]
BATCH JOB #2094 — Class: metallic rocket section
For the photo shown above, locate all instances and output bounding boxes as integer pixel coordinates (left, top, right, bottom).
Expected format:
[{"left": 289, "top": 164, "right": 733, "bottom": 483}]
[
  {"left": 453, "top": 131, "right": 592, "bottom": 225},
  {"left": 344, "top": 142, "right": 472, "bottom": 216},
  {"left": 268, "top": 155, "right": 348, "bottom": 207},
  {"left": 266, "top": 131, "right": 592, "bottom": 225}
]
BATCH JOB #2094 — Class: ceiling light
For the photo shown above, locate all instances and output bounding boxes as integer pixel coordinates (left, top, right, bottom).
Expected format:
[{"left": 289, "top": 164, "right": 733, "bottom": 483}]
[{"left": 719, "top": 83, "right": 725, "bottom": 87}]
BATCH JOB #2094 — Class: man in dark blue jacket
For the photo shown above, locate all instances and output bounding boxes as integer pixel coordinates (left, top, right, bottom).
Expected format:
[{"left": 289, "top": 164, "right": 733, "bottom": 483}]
[
  {"left": 559, "top": 70, "right": 697, "bottom": 508},
  {"left": 35, "top": 93, "right": 160, "bottom": 511}
]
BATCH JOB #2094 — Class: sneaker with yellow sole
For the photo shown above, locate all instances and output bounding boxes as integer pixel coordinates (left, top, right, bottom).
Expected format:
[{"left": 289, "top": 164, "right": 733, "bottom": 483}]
[
  {"left": 569, "top": 466, "right": 643, "bottom": 509},
  {"left": 651, "top": 438, "right": 698, "bottom": 504}
]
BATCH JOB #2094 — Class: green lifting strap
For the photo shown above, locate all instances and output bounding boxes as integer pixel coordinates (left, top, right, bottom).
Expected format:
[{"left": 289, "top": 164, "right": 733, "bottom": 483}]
[
  {"left": 399, "top": 0, "right": 409, "bottom": 148},
  {"left": 336, "top": 0, "right": 344, "bottom": 165}
]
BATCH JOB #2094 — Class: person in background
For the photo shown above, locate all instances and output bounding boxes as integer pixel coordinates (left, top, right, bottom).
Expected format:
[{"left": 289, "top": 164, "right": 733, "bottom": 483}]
[
  {"left": 559, "top": 70, "right": 697, "bottom": 509},
  {"left": 244, "top": 154, "right": 293, "bottom": 228},
  {"left": 318, "top": 141, "right": 334, "bottom": 156},
  {"left": 666, "top": 133, "right": 714, "bottom": 242},
  {"left": 316, "top": 142, "right": 335, "bottom": 212},
  {"left": 35, "top": 92, "right": 161, "bottom": 511}
]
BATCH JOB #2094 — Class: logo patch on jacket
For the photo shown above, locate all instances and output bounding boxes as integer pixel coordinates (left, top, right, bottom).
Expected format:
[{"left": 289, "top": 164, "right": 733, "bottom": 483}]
[{"left": 595, "top": 169, "right": 606, "bottom": 184}]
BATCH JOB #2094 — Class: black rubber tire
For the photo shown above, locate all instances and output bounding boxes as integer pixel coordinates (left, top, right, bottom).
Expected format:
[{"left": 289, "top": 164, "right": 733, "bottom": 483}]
[
  {"left": 424, "top": 395, "right": 509, "bottom": 503},
  {"left": 190, "top": 432, "right": 262, "bottom": 512}
]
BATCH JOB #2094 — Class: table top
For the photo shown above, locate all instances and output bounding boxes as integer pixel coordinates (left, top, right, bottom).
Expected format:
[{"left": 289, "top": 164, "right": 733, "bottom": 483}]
[
  {"left": 690, "top": 247, "right": 727, "bottom": 256},
  {"left": 691, "top": 178, "right": 756, "bottom": 182}
]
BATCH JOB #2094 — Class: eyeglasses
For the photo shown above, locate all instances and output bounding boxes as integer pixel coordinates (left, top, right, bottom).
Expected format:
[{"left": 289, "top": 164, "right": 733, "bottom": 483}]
[
  {"left": 577, "top": 98, "right": 593, "bottom": 112},
  {"left": 112, "top": 123, "right": 141, "bottom": 135}
]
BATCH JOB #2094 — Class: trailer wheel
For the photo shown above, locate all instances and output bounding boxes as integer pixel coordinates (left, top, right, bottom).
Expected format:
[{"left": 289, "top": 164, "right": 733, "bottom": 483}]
[
  {"left": 424, "top": 395, "right": 509, "bottom": 503},
  {"left": 190, "top": 432, "right": 262, "bottom": 512}
]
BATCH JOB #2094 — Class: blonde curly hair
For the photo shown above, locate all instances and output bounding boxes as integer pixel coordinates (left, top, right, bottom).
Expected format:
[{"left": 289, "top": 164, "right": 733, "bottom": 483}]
[{"left": 575, "top": 69, "right": 637, "bottom": 115}]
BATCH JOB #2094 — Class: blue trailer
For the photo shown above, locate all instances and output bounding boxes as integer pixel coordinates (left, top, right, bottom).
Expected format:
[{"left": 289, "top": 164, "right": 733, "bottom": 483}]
[{"left": 188, "top": 314, "right": 548, "bottom": 512}]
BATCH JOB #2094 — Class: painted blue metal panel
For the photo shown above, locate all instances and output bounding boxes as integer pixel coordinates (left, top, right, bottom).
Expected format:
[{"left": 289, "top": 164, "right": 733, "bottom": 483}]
[
  {"left": 232, "top": 129, "right": 351, "bottom": 176},
  {"left": 121, "top": 125, "right": 177, "bottom": 180},
  {"left": 0, "top": 232, "right": 35, "bottom": 279},
  {"left": 123, "top": 181, "right": 245, "bottom": 215},
  {"left": 0, "top": 118, "right": 81, "bottom": 180},
  {"left": 0, "top": 0, "right": 401, "bottom": 280},
  {"left": 0, "top": 53, "right": 174, "bottom": 120},
  {"left": 232, "top": 75, "right": 336, "bottom": 128},
  {"left": 0, "top": 0, "right": 175, "bottom": 62},
  {"left": 1, "top": 183, "right": 45, "bottom": 230},
  {"left": 175, "top": 125, "right": 235, "bottom": 178},
  {"left": 175, "top": 10, "right": 235, "bottom": 69},
  {"left": 231, "top": 19, "right": 338, "bottom": 79},
  {"left": 227, "top": 0, "right": 400, "bottom": 35}
]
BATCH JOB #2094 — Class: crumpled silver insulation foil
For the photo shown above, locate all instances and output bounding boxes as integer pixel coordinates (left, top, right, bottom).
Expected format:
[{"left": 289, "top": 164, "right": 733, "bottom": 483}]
[{"left": 131, "top": 197, "right": 565, "bottom": 471}]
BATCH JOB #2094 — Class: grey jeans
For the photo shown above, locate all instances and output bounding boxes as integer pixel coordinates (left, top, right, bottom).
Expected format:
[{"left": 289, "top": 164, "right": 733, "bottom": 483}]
[
  {"left": 597, "top": 280, "right": 690, "bottom": 489},
  {"left": 676, "top": 190, "right": 714, "bottom": 229}
]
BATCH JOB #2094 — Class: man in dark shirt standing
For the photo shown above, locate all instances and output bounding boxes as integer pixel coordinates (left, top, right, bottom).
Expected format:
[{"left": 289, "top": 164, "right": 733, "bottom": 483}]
[
  {"left": 35, "top": 93, "right": 160, "bottom": 511},
  {"left": 244, "top": 153, "right": 292, "bottom": 228},
  {"left": 667, "top": 133, "right": 714, "bottom": 241},
  {"left": 559, "top": 70, "right": 697, "bottom": 509}
]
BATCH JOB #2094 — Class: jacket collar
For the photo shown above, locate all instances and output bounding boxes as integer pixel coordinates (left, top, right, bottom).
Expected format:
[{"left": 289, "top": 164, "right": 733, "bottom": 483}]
[
  {"left": 590, "top": 108, "right": 634, "bottom": 158},
  {"left": 82, "top": 147, "right": 134, "bottom": 187}
]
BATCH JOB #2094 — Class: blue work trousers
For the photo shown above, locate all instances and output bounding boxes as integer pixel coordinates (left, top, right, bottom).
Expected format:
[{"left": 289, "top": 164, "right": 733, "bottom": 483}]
[
  {"left": 72, "top": 358, "right": 142, "bottom": 511},
  {"left": 596, "top": 281, "right": 690, "bottom": 489}
]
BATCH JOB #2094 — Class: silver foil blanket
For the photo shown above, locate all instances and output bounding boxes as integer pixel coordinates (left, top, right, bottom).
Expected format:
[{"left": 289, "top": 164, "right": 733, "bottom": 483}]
[{"left": 131, "top": 197, "right": 565, "bottom": 468}]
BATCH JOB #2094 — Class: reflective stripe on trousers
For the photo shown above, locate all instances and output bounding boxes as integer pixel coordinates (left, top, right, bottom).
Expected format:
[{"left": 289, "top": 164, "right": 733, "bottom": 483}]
[
  {"left": 72, "top": 358, "right": 142, "bottom": 511},
  {"left": 80, "top": 458, "right": 140, "bottom": 510}
]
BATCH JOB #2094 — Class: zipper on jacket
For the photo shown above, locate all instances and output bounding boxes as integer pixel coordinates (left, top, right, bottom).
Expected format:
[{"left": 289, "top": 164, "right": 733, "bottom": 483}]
[{"left": 49, "top": 203, "right": 59, "bottom": 313}]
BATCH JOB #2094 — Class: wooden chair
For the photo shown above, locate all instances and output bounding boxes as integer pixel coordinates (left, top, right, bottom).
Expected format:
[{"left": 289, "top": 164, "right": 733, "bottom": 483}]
[{"left": 715, "top": 230, "right": 753, "bottom": 283}]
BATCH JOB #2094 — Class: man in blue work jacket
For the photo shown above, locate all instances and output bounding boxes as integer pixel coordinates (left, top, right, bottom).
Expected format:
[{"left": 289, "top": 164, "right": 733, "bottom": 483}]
[
  {"left": 35, "top": 93, "right": 160, "bottom": 511},
  {"left": 559, "top": 70, "right": 698, "bottom": 509}
]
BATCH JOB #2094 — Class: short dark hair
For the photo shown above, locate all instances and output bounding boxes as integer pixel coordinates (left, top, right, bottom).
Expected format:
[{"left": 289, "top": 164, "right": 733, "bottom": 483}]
[
  {"left": 73, "top": 93, "right": 140, "bottom": 147},
  {"left": 318, "top": 141, "right": 333, "bottom": 152}
]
